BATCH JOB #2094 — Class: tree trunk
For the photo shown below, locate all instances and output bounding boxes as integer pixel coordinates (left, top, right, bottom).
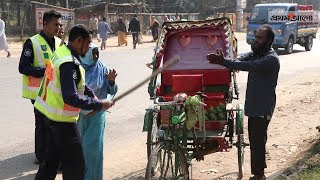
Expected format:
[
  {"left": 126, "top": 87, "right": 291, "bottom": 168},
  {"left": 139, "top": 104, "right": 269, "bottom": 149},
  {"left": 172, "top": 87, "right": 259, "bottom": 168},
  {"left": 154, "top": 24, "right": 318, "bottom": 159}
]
[{"left": 17, "top": 4, "right": 21, "bottom": 26}]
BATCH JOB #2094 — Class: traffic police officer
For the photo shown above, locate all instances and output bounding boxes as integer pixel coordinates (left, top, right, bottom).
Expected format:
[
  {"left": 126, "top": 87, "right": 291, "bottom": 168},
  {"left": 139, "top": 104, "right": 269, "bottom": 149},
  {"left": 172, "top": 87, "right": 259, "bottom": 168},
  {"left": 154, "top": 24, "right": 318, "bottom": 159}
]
[
  {"left": 34, "top": 24, "right": 113, "bottom": 180},
  {"left": 18, "top": 10, "right": 62, "bottom": 164}
]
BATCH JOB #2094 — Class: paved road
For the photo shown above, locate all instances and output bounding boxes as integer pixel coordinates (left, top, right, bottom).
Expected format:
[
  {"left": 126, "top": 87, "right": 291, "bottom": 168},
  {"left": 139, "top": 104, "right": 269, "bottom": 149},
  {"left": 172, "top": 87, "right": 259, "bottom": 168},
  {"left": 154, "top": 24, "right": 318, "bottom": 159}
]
[{"left": 0, "top": 35, "right": 319, "bottom": 179}]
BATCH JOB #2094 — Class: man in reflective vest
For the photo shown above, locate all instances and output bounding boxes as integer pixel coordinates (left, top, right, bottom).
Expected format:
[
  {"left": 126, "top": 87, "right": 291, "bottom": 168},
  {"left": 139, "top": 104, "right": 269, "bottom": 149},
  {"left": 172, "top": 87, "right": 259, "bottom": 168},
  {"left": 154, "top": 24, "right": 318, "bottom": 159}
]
[
  {"left": 18, "top": 10, "right": 62, "bottom": 164},
  {"left": 34, "top": 24, "right": 113, "bottom": 180}
]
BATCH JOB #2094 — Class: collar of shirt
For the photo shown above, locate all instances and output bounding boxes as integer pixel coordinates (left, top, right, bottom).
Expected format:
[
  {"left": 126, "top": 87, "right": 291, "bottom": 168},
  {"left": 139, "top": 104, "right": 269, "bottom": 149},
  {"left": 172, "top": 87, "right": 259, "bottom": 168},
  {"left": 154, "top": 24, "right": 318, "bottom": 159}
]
[
  {"left": 252, "top": 48, "right": 274, "bottom": 58},
  {"left": 66, "top": 45, "right": 81, "bottom": 62},
  {"left": 39, "top": 30, "right": 55, "bottom": 51}
]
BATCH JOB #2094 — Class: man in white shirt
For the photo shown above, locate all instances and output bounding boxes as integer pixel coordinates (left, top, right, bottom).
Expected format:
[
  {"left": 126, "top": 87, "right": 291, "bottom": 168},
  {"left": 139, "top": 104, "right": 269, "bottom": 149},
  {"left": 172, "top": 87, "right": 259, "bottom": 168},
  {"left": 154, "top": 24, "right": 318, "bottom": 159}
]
[
  {"left": 0, "top": 17, "right": 11, "bottom": 57},
  {"left": 89, "top": 14, "right": 99, "bottom": 41}
]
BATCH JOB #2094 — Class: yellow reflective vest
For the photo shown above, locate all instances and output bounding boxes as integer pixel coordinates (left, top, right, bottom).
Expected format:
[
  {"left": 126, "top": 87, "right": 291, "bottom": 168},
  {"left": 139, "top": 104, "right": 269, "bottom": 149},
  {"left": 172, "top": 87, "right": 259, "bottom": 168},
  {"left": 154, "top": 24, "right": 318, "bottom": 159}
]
[
  {"left": 34, "top": 45, "right": 86, "bottom": 123},
  {"left": 22, "top": 34, "right": 61, "bottom": 100}
]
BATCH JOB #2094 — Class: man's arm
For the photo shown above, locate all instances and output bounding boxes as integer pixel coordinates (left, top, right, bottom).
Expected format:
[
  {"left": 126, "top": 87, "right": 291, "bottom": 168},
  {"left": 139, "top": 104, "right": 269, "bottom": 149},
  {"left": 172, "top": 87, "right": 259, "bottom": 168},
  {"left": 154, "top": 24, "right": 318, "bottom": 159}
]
[
  {"left": 128, "top": 21, "right": 132, "bottom": 32},
  {"left": 106, "top": 23, "right": 113, "bottom": 33},
  {"left": 60, "top": 62, "right": 103, "bottom": 110},
  {"left": 234, "top": 52, "right": 252, "bottom": 62},
  {"left": 137, "top": 21, "right": 141, "bottom": 32},
  {"left": 84, "top": 85, "right": 95, "bottom": 98},
  {"left": 18, "top": 39, "right": 45, "bottom": 77},
  {"left": 223, "top": 55, "right": 279, "bottom": 72},
  {"left": 88, "top": 19, "right": 93, "bottom": 30},
  {"left": 0, "top": 20, "right": 4, "bottom": 37}
]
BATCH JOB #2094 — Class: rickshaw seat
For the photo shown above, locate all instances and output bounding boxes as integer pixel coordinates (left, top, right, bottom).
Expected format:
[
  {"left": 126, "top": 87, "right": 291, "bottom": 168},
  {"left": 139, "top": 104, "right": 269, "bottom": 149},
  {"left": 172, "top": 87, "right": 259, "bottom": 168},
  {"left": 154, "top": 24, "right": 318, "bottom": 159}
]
[
  {"left": 172, "top": 74, "right": 203, "bottom": 94},
  {"left": 162, "top": 69, "right": 231, "bottom": 86},
  {"left": 159, "top": 69, "right": 230, "bottom": 103}
]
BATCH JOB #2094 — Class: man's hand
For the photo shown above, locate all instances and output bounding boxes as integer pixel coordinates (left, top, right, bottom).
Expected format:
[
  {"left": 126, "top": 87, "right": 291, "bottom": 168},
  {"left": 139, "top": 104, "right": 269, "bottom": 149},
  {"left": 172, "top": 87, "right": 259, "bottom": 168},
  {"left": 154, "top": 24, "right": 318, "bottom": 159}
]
[
  {"left": 102, "top": 99, "right": 114, "bottom": 110},
  {"left": 146, "top": 63, "right": 153, "bottom": 69},
  {"left": 206, "top": 48, "right": 226, "bottom": 65},
  {"left": 106, "top": 69, "right": 117, "bottom": 82}
]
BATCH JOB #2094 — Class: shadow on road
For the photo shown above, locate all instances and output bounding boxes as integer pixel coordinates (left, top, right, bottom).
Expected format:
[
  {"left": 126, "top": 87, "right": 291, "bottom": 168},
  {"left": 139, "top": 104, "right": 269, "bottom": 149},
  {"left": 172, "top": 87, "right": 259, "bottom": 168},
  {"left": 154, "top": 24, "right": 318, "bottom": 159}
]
[
  {"left": 276, "top": 49, "right": 306, "bottom": 56},
  {"left": 0, "top": 153, "right": 37, "bottom": 180},
  {"left": 111, "top": 169, "right": 145, "bottom": 180}
]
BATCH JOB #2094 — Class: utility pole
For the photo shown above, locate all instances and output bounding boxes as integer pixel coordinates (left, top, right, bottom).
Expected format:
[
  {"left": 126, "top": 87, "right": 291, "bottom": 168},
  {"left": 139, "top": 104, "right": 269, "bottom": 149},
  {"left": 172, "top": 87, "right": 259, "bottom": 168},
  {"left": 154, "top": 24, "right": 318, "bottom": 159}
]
[
  {"left": 236, "top": 0, "right": 246, "bottom": 32},
  {"left": 66, "top": 0, "right": 69, "bottom": 8},
  {"left": 162, "top": 0, "right": 165, "bottom": 13}
]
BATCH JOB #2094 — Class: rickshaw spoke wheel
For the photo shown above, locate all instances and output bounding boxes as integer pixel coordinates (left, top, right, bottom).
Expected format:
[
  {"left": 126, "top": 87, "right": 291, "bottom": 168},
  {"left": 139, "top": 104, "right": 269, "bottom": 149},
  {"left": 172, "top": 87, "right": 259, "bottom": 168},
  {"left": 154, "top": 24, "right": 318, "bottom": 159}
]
[
  {"left": 145, "top": 141, "right": 189, "bottom": 180},
  {"left": 147, "top": 112, "right": 160, "bottom": 159},
  {"left": 237, "top": 134, "right": 245, "bottom": 179}
]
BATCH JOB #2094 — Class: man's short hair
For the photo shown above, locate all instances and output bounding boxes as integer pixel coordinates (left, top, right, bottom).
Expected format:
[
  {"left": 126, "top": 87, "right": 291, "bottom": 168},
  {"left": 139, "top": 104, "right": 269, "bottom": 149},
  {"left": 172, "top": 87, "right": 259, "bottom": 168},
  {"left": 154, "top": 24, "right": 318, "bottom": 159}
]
[
  {"left": 68, "top": 24, "right": 90, "bottom": 42},
  {"left": 43, "top": 10, "right": 62, "bottom": 24},
  {"left": 133, "top": 14, "right": 138, "bottom": 18},
  {"left": 259, "top": 24, "right": 275, "bottom": 46},
  {"left": 102, "top": 17, "right": 107, "bottom": 21}
]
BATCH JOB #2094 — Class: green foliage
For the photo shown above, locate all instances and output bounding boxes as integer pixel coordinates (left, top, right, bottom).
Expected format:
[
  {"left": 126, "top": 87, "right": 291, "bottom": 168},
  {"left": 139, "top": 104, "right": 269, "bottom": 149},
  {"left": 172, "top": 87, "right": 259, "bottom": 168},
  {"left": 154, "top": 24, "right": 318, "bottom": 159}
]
[
  {"left": 292, "top": 166, "right": 320, "bottom": 180},
  {"left": 275, "top": 138, "right": 320, "bottom": 180}
]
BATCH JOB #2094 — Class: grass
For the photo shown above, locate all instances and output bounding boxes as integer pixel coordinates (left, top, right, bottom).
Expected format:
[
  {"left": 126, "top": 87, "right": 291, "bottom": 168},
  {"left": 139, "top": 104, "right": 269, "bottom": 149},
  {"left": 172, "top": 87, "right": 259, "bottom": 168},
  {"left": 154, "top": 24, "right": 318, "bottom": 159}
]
[
  {"left": 292, "top": 166, "right": 320, "bottom": 180},
  {"left": 275, "top": 136, "right": 320, "bottom": 179}
]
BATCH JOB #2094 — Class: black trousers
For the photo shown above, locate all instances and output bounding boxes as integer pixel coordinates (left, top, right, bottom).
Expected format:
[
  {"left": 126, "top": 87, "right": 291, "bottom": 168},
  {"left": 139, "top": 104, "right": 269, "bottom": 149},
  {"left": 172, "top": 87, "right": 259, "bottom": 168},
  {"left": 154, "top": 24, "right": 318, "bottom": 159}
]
[
  {"left": 34, "top": 111, "right": 84, "bottom": 180},
  {"left": 33, "top": 100, "right": 46, "bottom": 162},
  {"left": 132, "top": 32, "right": 139, "bottom": 44},
  {"left": 151, "top": 28, "right": 159, "bottom": 41},
  {"left": 248, "top": 116, "right": 270, "bottom": 175}
]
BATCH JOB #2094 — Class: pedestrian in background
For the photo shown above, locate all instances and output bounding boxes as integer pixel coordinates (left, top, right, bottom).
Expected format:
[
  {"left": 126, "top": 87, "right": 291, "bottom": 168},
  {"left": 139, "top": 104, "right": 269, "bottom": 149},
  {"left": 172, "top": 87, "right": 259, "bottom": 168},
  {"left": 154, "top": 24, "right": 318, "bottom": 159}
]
[
  {"left": 207, "top": 24, "right": 280, "bottom": 180},
  {"left": 57, "top": 24, "right": 64, "bottom": 39},
  {"left": 18, "top": 10, "right": 62, "bottom": 165},
  {"left": 117, "top": 18, "right": 127, "bottom": 46},
  {"left": 150, "top": 16, "right": 159, "bottom": 42},
  {"left": 0, "top": 16, "right": 11, "bottom": 57},
  {"left": 98, "top": 17, "right": 113, "bottom": 50},
  {"left": 128, "top": 14, "right": 140, "bottom": 49},
  {"left": 163, "top": 15, "right": 169, "bottom": 23},
  {"left": 89, "top": 14, "right": 99, "bottom": 41},
  {"left": 78, "top": 31, "right": 118, "bottom": 180}
]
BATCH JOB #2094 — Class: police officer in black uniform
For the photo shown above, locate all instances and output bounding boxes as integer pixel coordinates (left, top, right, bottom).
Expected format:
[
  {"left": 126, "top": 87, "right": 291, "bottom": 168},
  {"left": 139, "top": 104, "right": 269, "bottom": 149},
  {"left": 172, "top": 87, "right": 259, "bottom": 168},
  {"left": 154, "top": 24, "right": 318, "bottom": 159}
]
[{"left": 18, "top": 10, "right": 62, "bottom": 164}]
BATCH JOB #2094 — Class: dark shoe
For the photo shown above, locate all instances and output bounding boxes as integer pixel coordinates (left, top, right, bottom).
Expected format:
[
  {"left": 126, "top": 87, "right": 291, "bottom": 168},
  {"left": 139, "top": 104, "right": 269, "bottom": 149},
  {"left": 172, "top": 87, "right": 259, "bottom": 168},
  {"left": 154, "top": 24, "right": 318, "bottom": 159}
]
[
  {"left": 57, "top": 164, "right": 62, "bottom": 173},
  {"left": 7, "top": 52, "right": 11, "bottom": 58},
  {"left": 249, "top": 174, "right": 266, "bottom": 180},
  {"left": 34, "top": 158, "right": 40, "bottom": 165}
]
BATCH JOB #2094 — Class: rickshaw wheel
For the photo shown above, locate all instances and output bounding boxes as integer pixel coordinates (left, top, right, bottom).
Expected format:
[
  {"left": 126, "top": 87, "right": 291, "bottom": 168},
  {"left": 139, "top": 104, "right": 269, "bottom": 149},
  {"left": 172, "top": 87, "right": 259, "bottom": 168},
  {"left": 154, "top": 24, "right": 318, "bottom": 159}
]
[
  {"left": 236, "top": 103, "right": 245, "bottom": 178},
  {"left": 237, "top": 134, "right": 245, "bottom": 179},
  {"left": 236, "top": 104, "right": 244, "bottom": 135},
  {"left": 145, "top": 141, "right": 189, "bottom": 180},
  {"left": 147, "top": 112, "right": 160, "bottom": 159}
]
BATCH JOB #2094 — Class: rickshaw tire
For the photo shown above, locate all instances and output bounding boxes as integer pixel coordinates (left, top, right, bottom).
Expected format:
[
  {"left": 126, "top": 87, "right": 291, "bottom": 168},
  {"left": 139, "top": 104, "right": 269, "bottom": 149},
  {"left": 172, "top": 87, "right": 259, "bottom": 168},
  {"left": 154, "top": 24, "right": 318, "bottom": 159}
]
[
  {"left": 236, "top": 104, "right": 244, "bottom": 135},
  {"left": 237, "top": 134, "right": 245, "bottom": 179},
  {"left": 145, "top": 141, "right": 189, "bottom": 180},
  {"left": 147, "top": 112, "right": 160, "bottom": 160}
]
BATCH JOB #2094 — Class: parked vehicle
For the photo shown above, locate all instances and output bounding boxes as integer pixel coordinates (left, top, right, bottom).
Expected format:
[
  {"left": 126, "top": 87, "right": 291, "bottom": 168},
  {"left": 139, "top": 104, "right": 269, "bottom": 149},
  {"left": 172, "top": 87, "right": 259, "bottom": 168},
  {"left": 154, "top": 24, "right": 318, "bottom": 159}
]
[{"left": 246, "top": 3, "right": 319, "bottom": 54}]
